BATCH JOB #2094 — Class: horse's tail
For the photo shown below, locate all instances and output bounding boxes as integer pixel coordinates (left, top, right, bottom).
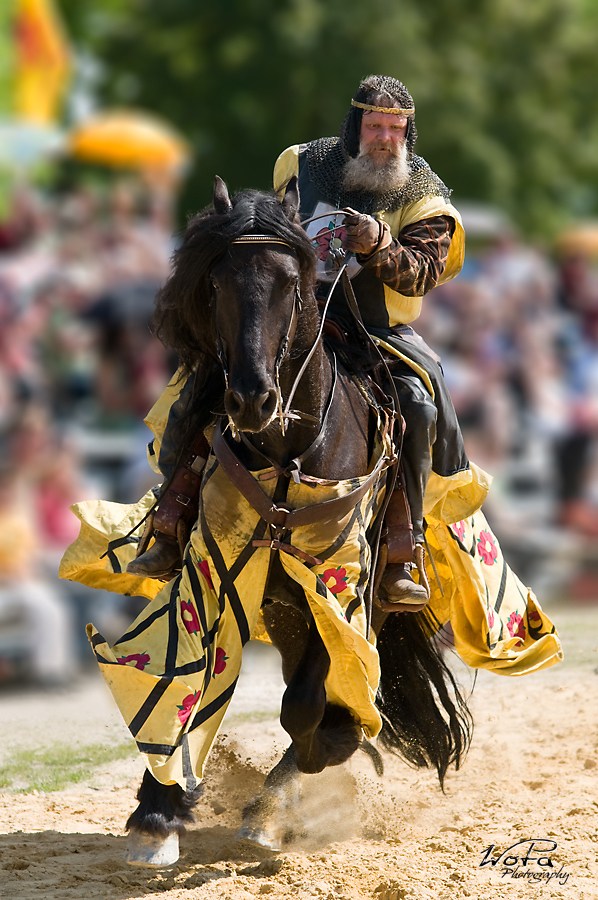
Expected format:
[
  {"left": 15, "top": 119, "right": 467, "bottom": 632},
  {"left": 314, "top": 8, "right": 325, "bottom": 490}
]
[{"left": 375, "top": 609, "right": 473, "bottom": 789}]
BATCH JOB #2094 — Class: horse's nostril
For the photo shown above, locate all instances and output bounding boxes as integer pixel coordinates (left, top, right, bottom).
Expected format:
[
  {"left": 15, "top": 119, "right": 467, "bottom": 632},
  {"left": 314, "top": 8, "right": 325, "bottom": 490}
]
[
  {"left": 259, "top": 390, "right": 278, "bottom": 418},
  {"left": 225, "top": 387, "right": 277, "bottom": 430},
  {"left": 226, "top": 390, "right": 244, "bottom": 415}
]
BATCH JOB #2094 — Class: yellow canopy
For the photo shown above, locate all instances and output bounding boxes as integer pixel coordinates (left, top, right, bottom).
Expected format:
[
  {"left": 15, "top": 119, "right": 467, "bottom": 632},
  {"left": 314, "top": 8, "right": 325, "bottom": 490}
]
[
  {"left": 68, "top": 109, "right": 190, "bottom": 174},
  {"left": 556, "top": 221, "right": 598, "bottom": 258}
]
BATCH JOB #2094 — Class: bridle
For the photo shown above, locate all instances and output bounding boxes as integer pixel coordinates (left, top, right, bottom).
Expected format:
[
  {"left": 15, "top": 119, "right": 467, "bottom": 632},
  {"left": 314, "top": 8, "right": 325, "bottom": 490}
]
[{"left": 215, "top": 233, "right": 319, "bottom": 441}]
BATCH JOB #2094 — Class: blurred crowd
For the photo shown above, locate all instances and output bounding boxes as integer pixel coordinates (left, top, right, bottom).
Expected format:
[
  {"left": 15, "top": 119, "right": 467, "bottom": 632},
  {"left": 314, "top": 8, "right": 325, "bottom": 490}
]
[
  {"left": 1, "top": 181, "right": 597, "bottom": 688},
  {"left": 418, "top": 226, "right": 598, "bottom": 593},
  {"left": 0, "top": 177, "right": 177, "bottom": 688}
]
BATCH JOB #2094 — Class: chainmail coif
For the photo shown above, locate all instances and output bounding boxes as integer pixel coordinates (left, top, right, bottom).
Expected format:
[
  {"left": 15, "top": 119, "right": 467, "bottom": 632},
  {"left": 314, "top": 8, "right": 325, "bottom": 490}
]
[{"left": 306, "top": 74, "right": 451, "bottom": 214}]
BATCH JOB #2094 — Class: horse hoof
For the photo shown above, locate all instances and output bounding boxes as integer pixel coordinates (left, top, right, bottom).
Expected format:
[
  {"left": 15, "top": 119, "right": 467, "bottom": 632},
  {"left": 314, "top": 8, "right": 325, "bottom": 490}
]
[
  {"left": 124, "top": 830, "right": 179, "bottom": 867},
  {"left": 235, "top": 824, "right": 283, "bottom": 851}
]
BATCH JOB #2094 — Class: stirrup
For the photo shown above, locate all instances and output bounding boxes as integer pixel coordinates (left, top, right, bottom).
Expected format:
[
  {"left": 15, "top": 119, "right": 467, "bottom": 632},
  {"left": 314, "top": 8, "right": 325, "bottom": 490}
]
[
  {"left": 127, "top": 533, "right": 182, "bottom": 579},
  {"left": 376, "top": 545, "right": 429, "bottom": 612}
]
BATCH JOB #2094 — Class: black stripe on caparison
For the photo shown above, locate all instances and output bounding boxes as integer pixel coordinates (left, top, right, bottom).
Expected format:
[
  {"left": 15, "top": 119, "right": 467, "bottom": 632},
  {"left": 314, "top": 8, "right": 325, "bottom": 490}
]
[
  {"left": 315, "top": 574, "right": 328, "bottom": 599},
  {"left": 345, "top": 596, "right": 362, "bottom": 623},
  {"left": 105, "top": 547, "right": 121, "bottom": 573},
  {"left": 486, "top": 583, "right": 504, "bottom": 643},
  {"left": 108, "top": 535, "right": 140, "bottom": 551},
  {"left": 172, "top": 657, "right": 207, "bottom": 676},
  {"left": 164, "top": 573, "right": 182, "bottom": 674},
  {"left": 116, "top": 603, "right": 170, "bottom": 645},
  {"left": 188, "top": 678, "right": 238, "bottom": 733},
  {"left": 104, "top": 535, "right": 142, "bottom": 573},
  {"left": 354, "top": 505, "right": 371, "bottom": 589},
  {"left": 200, "top": 501, "right": 250, "bottom": 645},
  {"left": 314, "top": 504, "right": 361, "bottom": 564},
  {"left": 128, "top": 676, "right": 174, "bottom": 737},
  {"left": 89, "top": 631, "right": 112, "bottom": 664},
  {"left": 227, "top": 517, "right": 268, "bottom": 581},
  {"left": 136, "top": 741, "right": 176, "bottom": 756},
  {"left": 494, "top": 559, "right": 508, "bottom": 614}
]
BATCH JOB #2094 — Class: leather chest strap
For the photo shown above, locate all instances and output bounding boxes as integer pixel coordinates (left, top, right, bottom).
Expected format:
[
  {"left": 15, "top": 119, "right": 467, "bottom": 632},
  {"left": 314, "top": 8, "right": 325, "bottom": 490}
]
[{"left": 212, "top": 420, "right": 390, "bottom": 531}]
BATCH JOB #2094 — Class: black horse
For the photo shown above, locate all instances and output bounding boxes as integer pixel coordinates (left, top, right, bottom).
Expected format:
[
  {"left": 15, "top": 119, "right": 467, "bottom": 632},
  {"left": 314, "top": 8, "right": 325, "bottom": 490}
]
[{"left": 125, "top": 177, "right": 472, "bottom": 865}]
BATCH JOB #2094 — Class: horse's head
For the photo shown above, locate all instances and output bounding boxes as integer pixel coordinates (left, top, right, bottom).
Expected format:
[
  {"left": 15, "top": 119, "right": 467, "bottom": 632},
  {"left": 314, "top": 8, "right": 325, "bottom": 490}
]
[
  {"left": 210, "top": 177, "right": 312, "bottom": 432},
  {"left": 152, "top": 176, "right": 316, "bottom": 434}
]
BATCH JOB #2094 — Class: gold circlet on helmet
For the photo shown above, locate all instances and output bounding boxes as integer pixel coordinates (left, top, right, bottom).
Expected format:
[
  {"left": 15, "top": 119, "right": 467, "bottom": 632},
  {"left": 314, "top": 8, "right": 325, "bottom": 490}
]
[{"left": 351, "top": 100, "right": 415, "bottom": 116}]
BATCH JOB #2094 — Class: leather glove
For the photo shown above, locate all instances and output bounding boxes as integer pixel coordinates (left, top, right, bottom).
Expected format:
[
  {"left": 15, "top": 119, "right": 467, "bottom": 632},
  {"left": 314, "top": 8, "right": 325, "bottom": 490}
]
[{"left": 341, "top": 208, "right": 381, "bottom": 256}]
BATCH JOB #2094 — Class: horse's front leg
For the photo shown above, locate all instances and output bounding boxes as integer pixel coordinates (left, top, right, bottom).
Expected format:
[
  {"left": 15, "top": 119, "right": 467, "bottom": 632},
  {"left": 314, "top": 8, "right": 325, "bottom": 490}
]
[
  {"left": 125, "top": 769, "right": 202, "bottom": 867},
  {"left": 280, "top": 617, "right": 362, "bottom": 774},
  {"left": 237, "top": 745, "right": 301, "bottom": 849}
]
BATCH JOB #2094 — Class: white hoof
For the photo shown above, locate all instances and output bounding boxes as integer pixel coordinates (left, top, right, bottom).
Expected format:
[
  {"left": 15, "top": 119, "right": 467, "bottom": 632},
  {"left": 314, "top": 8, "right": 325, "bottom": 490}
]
[
  {"left": 236, "top": 823, "right": 283, "bottom": 851},
  {"left": 125, "top": 830, "right": 179, "bottom": 867}
]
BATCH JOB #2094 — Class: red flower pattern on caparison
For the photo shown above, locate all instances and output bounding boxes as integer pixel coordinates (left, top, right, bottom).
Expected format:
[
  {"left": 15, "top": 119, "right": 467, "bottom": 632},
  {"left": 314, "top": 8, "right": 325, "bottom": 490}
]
[
  {"left": 181, "top": 599, "right": 201, "bottom": 635},
  {"left": 321, "top": 566, "right": 349, "bottom": 595},
  {"left": 452, "top": 520, "right": 466, "bottom": 542},
  {"left": 528, "top": 609, "right": 543, "bottom": 629},
  {"left": 198, "top": 559, "right": 214, "bottom": 590},
  {"left": 212, "top": 647, "right": 229, "bottom": 676},
  {"left": 477, "top": 529, "right": 498, "bottom": 565},
  {"left": 507, "top": 611, "right": 526, "bottom": 644},
  {"left": 117, "top": 653, "right": 150, "bottom": 670},
  {"left": 177, "top": 690, "right": 201, "bottom": 725}
]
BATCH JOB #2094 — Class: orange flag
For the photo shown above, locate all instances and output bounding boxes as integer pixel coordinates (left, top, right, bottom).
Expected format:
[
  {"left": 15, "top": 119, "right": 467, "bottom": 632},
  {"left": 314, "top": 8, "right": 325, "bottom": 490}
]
[{"left": 13, "top": 0, "right": 71, "bottom": 124}]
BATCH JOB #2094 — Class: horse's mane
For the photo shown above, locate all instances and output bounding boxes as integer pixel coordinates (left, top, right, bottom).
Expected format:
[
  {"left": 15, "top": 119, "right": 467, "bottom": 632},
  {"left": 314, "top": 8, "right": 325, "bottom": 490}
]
[{"left": 153, "top": 189, "right": 317, "bottom": 377}]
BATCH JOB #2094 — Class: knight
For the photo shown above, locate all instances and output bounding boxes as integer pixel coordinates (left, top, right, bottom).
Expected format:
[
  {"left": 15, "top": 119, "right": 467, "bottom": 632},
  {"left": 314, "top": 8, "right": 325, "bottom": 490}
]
[{"left": 129, "top": 75, "right": 472, "bottom": 611}]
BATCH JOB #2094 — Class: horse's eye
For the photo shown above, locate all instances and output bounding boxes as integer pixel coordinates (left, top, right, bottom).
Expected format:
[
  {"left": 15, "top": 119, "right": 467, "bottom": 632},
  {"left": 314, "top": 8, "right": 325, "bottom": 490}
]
[{"left": 211, "top": 279, "right": 220, "bottom": 292}]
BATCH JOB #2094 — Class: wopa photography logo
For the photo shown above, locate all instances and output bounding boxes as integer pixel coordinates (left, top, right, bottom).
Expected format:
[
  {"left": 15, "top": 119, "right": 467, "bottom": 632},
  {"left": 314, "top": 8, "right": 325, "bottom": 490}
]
[{"left": 479, "top": 839, "right": 570, "bottom": 885}]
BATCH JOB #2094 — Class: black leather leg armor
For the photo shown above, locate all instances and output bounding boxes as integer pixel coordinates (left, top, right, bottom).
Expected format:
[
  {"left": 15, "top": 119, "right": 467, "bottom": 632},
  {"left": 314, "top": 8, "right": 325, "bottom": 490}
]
[{"left": 391, "top": 366, "right": 437, "bottom": 546}]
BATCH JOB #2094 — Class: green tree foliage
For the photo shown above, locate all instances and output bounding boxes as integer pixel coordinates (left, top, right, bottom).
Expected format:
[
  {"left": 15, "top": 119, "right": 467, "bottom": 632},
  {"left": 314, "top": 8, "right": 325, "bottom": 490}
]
[
  {"left": 0, "top": 2, "right": 15, "bottom": 119},
  {"left": 58, "top": 0, "right": 598, "bottom": 237}
]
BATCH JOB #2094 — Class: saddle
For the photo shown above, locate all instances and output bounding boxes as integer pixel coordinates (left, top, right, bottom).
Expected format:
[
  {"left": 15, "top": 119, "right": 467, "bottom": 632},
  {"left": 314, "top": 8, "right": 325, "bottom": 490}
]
[{"left": 322, "top": 313, "right": 415, "bottom": 569}]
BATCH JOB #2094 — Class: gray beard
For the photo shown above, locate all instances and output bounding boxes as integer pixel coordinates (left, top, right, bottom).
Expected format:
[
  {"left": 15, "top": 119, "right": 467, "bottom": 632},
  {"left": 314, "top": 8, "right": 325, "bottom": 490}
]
[{"left": 342, "top": 142, "right": 411, "bottom": 194}]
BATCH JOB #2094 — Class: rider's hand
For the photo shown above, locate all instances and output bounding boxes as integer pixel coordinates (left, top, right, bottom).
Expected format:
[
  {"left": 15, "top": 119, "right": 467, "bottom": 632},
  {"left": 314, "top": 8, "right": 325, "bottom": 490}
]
[{"left": 341, "top": 209, "right": 381, "bottom": 256}]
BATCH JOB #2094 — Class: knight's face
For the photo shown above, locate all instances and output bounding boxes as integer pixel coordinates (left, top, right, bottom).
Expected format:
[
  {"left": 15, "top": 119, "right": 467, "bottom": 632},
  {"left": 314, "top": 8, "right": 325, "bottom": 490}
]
[{"left": 359, "top": 110, "right": 408, "bottom": 164}]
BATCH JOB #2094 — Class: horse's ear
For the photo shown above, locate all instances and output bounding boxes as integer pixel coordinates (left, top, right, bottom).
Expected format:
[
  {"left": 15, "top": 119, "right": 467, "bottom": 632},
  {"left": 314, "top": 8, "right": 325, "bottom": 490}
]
[
  {"left": 281, "top": 176, "right": 300, "bottom": 222},
  {"left": 213, "top": 175, "right": 233, "bottom": 214}
]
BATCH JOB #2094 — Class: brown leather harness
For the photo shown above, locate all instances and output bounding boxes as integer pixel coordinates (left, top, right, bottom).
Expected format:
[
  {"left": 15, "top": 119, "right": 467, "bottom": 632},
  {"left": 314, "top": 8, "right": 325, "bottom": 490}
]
[{"left": 211, "top": 414, "right": 394, "bottom": 568}]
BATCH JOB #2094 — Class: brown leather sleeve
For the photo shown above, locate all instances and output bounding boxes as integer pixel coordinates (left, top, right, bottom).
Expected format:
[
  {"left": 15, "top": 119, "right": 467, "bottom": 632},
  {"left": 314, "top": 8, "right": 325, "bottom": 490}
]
[{"left": 357, "top": 215, "right": 455, "bottom": 296}]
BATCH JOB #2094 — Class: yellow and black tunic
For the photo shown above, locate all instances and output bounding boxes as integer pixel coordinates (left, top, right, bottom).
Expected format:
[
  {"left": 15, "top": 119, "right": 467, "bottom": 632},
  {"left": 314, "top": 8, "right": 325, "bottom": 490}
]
[{"left": 274, "top": 141, "right": 468, "bottom": 486}]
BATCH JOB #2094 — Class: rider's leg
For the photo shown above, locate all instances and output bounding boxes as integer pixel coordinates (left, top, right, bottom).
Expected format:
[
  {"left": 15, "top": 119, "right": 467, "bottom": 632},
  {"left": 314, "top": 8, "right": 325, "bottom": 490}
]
[
  {"left": 127, "top": 432, "right": 208, "bottom": 578},
  {"left": 127, "top": 370, "right": 210, "bottom": 579},
  {"left": 378, "top": 369, "right": 436, "bottom": 609}
]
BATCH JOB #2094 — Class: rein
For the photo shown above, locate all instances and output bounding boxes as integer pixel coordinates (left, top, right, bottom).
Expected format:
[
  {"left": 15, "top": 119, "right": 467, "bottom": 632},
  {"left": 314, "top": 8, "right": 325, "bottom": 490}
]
[
  {"left": 240, "top": 352, "right": 338, "bottom": 484},
  {"left": 212, "top": 220, "right": 400, "bottom": 635},
  {"left": 298, "top": 209, "right": 406, "bottom": 632}
]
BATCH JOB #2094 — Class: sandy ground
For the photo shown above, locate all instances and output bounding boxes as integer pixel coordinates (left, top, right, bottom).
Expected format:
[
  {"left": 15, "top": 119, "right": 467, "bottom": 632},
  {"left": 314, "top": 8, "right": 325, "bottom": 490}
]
[{"left": 0, "top": 599, "right": 597, "bottom": 900}]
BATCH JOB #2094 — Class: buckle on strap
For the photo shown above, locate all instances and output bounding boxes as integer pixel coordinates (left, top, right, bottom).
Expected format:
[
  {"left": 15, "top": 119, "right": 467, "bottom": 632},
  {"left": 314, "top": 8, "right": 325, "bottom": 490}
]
[{"left": 251, "top": 539, "right": 322, "bottom": 567}]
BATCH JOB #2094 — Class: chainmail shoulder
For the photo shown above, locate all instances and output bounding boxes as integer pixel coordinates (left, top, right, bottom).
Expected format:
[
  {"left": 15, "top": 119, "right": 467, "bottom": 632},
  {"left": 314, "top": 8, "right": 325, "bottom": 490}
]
[{"left": 305, "top": 137, "right": 451, "bottom": 214}]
